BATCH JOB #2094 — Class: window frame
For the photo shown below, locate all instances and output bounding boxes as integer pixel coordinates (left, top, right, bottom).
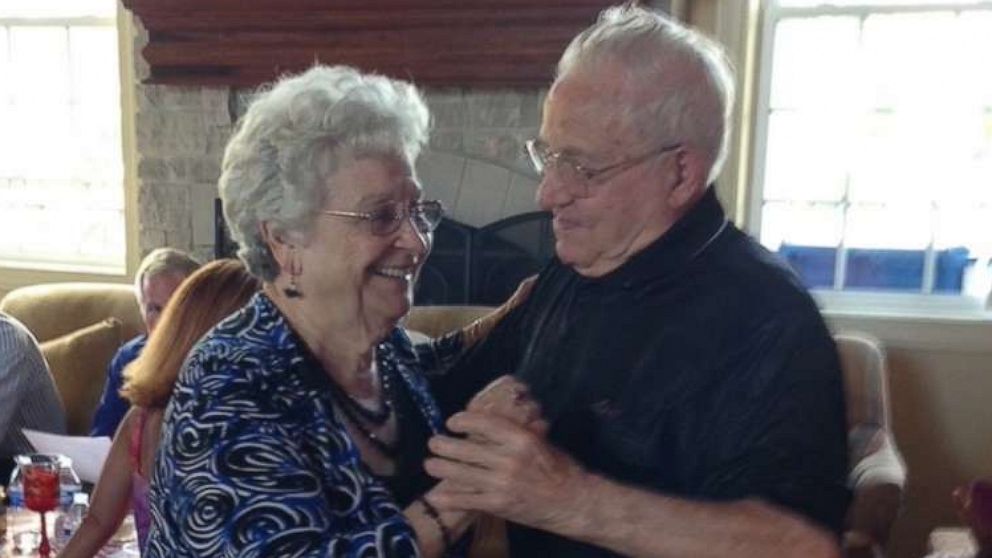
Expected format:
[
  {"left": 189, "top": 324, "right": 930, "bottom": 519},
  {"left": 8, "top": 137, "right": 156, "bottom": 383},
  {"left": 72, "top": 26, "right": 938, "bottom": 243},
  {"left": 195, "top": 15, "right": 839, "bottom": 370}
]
[
  {"left": 0, "top": 3, "right": 138, "bottom": 294},
  {"left": 748, "top": 0, "right": 992, "bottom": 316}
]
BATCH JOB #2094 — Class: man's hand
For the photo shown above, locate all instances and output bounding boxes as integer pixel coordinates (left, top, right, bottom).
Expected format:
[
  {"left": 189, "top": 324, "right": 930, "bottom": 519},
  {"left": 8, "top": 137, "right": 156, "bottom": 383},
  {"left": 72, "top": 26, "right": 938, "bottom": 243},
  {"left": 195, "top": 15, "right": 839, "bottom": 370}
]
[
  {"left": 465, "top": 375, "right": 547, "bottom": 435},
  {"left": 425, "top": 411, "right": 589, "bottom": 535}
]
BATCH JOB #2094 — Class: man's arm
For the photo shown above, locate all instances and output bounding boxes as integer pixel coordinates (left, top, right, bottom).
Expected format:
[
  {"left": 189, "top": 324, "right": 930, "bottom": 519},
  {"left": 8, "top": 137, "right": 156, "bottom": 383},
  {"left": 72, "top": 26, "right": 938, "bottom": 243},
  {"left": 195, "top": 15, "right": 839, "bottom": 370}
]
[
  {"left": 0, "top": 322, "right": 30, "bottom": 433},
  {"left": 426, "top": 412, "right": 840, "bottom": 558}
]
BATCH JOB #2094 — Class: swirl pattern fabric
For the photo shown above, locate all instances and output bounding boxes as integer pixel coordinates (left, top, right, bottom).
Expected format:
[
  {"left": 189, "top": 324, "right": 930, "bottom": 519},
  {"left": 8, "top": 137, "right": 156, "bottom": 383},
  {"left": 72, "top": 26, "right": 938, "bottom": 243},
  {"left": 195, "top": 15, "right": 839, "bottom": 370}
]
[{"left": 145, "top": 293, "right": 442, "bottom": 557}]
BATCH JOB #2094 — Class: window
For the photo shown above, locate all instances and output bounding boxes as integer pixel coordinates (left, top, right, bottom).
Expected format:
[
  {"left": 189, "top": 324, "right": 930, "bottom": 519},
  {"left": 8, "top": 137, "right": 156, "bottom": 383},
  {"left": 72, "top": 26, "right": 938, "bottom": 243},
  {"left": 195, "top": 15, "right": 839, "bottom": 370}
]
[
  {"left": 752, "top": 0, "right": 992, "bottom": 309},
  {"left": 0, "top": 0, "right": 125, "bottom": 274}
]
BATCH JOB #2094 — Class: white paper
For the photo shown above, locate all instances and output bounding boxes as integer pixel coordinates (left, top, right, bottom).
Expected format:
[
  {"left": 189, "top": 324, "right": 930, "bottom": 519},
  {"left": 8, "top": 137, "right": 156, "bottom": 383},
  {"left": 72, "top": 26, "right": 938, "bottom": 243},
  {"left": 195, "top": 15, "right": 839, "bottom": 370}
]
[{"left": 22, "top": 429, "right": 113, "bottom": 483}]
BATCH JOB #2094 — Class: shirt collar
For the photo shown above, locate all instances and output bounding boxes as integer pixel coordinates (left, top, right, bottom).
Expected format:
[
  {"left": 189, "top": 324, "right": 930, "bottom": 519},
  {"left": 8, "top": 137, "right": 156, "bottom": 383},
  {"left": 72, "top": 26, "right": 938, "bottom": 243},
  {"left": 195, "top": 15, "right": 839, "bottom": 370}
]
[{"left": 577, "top": 187, "right": 729, "bottom": 290}]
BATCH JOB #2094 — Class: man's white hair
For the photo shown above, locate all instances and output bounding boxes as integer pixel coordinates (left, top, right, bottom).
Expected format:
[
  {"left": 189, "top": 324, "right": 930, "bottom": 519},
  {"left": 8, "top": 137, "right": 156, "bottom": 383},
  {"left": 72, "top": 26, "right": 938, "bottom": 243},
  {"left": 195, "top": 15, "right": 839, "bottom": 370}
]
[
  {"left": 134, "top": 248, "right": 200, "bottom": 299},
  {"left": 556, "top": 4, "right": 735, "bottom": 184}
]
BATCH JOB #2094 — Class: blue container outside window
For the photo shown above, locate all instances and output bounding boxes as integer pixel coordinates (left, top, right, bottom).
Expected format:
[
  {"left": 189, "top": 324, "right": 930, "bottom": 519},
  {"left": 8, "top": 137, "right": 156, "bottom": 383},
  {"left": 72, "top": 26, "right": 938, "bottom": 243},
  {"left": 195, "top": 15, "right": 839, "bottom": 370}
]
[
  {"left": 776, "top": 245, "right": 972, "bottom": 294},
  {"left": 777, "top": 244, "right": 836, "bottom": 289},
  {"left": 845, "top": 248, "right": 925, "bottom": 291}
]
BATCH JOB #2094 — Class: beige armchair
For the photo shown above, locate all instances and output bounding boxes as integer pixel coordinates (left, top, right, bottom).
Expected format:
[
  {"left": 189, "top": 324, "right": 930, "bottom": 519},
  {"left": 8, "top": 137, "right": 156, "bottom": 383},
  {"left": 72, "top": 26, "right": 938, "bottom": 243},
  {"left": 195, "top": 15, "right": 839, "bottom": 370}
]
[
  {"left": 835, "top": 333, "right": 907, "bottom": 558},
  {"left": 0, "top": 282, "right": 143, "bottom": 434}
]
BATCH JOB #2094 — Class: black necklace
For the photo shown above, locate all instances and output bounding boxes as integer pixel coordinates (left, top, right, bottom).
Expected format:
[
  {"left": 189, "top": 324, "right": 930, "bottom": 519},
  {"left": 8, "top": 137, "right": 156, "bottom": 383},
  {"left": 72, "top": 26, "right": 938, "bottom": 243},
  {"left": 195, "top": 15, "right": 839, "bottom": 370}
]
[
  {"left": 337, "top": 397, "right": 399, "bottom": 458},
  {"left": 329, "top": 364, "right": 392, "bottom": 426},
  {"left": 332, "top": 361, "right": 399, "bottom": 458}
]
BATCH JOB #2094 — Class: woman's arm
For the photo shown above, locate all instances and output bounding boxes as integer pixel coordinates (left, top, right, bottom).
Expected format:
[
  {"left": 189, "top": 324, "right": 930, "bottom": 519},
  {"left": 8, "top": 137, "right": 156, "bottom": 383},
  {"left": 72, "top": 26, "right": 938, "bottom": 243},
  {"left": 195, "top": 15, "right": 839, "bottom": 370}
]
[
  {"left": 459, "top": 276, "right": 535, "bottom": 348},
  {"left": 404, "top": 491, "right": 475, "bottom": 557},
  {"left": 58, "top": 409, "right": 138, "bottom": 558},
  {"left": 404, "top": 373, "right": 546, "bottom": 556},
  {"left": 416, "top": 276, "right": 535, "bottom": 376}
]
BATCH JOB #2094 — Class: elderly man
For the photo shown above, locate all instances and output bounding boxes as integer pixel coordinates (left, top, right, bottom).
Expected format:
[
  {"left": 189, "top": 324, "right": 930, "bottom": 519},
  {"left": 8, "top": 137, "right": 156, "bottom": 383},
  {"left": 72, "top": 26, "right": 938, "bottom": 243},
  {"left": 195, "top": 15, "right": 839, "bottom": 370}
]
[
  {"left": 0, "top": 312, "right": 66, "bottom": 480},
  {"left": 89, "top": 248, "right": 199, "bottom": 437},
  {"left": 424, "top": 5, "right": 848, "bottom": 557}
]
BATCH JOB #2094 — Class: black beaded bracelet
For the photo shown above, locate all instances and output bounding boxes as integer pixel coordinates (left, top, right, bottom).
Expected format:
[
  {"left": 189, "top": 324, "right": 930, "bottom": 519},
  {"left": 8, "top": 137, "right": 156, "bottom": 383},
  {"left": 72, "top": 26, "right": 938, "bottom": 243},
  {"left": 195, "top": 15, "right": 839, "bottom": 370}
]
[{"left": 418, "top": 496, "right": 453, "bottom": 555}]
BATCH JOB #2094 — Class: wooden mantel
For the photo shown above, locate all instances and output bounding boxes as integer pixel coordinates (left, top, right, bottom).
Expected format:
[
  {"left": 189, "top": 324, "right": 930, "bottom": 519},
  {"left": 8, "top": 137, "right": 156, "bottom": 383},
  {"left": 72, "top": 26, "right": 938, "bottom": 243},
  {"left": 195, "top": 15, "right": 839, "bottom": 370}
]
[{"left": 121, "top": 0, "right": 645, "bottom": 88}]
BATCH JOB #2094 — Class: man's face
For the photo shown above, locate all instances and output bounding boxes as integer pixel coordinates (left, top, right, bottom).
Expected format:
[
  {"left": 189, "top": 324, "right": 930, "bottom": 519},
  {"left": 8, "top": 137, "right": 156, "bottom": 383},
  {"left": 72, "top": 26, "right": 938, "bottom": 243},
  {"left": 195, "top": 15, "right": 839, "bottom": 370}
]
[
  {"left": 536, "top": 67, "right": 680, "bottom": 278},
  {"left": 139, "top": 271, "right": 186, "bottom": 333}
]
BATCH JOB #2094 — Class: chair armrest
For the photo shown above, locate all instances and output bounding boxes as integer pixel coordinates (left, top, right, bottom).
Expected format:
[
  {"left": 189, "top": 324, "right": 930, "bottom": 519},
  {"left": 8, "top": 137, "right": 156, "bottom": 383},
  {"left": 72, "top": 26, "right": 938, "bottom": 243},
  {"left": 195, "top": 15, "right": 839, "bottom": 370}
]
[
  {"left": 850, "top": 429, "right": 907, "bottom": 488},
  {"left": 847, "top": 482, "right": 904, "bottom": 549}
]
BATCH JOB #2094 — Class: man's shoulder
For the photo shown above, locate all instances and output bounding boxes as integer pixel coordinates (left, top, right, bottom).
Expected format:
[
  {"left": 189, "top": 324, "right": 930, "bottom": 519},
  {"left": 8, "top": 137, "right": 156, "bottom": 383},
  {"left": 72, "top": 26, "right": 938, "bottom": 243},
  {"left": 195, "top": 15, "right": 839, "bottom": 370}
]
[
  {"left": 108, "top": 333, "right": 148, "bottom": 371},
  {"left": 0, "top": 312, "right": 38, "bottom": 349},
  {"left": 706, "top": 228, "right": 821, "bottom": 313},
  {"left": 0, "top": 311, "right": 28, "bottom": 335},
  {"left": 118, "top": 334, "right": 148, "bottom": 355}
]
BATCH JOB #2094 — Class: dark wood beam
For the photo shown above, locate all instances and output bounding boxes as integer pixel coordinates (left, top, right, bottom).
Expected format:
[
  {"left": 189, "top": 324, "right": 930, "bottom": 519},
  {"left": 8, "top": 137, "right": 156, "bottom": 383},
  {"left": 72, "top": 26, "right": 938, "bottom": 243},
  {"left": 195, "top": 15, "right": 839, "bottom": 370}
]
[{"left": 122, "top": 0, "right": 631, "bottom": 88}]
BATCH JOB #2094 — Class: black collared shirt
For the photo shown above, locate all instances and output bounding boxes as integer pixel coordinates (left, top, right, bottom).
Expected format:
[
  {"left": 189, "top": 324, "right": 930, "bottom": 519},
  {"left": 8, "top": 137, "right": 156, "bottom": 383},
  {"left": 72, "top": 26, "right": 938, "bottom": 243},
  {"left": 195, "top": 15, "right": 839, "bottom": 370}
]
[{"left": 432, "top": 190, "right": 850, "bottom": 557}]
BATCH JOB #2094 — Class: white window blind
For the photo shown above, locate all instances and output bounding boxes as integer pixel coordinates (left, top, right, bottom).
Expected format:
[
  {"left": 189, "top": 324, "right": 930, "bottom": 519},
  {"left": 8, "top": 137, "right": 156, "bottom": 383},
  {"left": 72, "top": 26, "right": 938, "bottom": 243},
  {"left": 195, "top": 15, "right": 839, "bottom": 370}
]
[
  {"left": 0, "top": 0, "right": 124, "bottom": 274},
  {"left": 752, "top": 1, "right": 992, "bottom": 307}
]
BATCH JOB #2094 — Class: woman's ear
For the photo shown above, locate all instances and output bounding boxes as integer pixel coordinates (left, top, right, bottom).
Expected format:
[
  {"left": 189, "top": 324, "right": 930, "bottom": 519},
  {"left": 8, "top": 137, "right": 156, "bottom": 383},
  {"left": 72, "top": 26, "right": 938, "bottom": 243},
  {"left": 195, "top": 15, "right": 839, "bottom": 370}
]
[
  {"left": 259, "top": 221, "right": 293, "bottom": 272},
  {"left": 667, "top": 147, "right": 709, "bottom": 210}
]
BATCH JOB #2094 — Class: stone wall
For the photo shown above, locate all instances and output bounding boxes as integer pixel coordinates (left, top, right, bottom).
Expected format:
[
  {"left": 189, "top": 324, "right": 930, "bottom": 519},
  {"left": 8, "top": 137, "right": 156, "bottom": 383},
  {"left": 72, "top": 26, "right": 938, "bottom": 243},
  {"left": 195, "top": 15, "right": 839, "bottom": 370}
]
[
  {"left": 130, "top": 21, "right": 544, "bottom": 260},
  {"left": 134, "top": 84, "right": 231, "bottom": 263},
  {"left": 418, "top": 90, "right": 544, "bottom": 227}
]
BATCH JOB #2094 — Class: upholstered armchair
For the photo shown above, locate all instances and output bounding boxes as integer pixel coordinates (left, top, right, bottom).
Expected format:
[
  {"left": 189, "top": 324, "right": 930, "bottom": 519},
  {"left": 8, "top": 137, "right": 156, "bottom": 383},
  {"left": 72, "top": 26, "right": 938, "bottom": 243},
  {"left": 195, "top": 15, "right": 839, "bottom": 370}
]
[
  {"left": 835, "top": 333, "right": 907, "bottom": 558},
  {"left": 0, "top": 282, "right": 144, "bottom": 435}
]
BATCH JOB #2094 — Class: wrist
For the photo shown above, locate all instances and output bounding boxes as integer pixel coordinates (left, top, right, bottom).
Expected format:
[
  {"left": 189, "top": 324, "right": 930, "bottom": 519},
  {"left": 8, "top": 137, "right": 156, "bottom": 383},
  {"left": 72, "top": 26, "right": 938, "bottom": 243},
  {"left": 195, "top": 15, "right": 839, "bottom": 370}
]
[
  {"left": 552, "top": 467, "right": 605, "bottom": 539},
  {"left": 419, "top": 496, "right": 453, "bottom": 555}
]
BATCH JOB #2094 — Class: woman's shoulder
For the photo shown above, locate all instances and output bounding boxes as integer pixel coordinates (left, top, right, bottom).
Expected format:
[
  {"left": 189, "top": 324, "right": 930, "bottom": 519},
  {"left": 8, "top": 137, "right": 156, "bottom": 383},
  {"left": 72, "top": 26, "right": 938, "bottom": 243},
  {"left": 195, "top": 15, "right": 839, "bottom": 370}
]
[
  {"left": 178, "top": 295, "right": 301, "bottom": 392},
  {"left": 193, "top": 294, "right": 295, "bottom": 361}
]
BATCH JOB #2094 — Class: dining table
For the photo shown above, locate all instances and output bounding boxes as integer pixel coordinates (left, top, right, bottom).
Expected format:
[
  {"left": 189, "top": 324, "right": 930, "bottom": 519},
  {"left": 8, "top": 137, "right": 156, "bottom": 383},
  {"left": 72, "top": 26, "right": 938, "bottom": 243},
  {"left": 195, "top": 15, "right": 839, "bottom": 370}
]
[{"left": 2, "top": 506, "right": 138, "bottom": 557}]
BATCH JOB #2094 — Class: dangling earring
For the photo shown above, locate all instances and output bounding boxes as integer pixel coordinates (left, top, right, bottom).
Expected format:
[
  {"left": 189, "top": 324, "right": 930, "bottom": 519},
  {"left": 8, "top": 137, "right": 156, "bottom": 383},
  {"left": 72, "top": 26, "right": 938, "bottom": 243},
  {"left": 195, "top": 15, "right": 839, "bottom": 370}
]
[{"left": 284, "top": 248, "right": 303, "bottom": 298}]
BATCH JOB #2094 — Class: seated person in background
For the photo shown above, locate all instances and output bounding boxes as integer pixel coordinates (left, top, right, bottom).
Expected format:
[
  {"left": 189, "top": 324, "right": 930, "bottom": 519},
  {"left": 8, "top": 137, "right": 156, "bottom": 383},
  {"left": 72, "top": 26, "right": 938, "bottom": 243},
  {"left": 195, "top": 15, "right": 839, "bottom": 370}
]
[
  {"left": 145, "top": 64, "right": 536, "bottom": 558},
  {"left": 424, "top": 5, "right": 848, "bottom": 558},
  {"left": 89, "top": 247, "right": 200, "bottom": 437},
  {"left": 0, "top": 311, "right": 66, "bottom": 481},
  {"left": 60, "top": 259, "right": 260, "bottom": 556}
]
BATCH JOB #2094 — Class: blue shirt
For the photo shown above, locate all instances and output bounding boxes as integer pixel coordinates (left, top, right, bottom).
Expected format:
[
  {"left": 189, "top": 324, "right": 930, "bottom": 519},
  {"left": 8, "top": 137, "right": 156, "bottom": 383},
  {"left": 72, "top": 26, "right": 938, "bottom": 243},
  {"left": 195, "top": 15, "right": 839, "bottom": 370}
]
[
  {"left": 89, "top": 334, "right": 146, "bottom": 437},
  {"left": 146, "top": 293, "right": 444, "bottom": 557}
]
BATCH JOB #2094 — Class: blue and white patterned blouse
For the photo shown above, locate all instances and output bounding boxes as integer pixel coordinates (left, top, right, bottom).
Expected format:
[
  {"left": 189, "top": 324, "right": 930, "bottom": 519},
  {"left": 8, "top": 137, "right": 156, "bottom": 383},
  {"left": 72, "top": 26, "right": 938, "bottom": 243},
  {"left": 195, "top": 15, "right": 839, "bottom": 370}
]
[{"left": 145, "top": 293, "right": 444, "bottom": 557}]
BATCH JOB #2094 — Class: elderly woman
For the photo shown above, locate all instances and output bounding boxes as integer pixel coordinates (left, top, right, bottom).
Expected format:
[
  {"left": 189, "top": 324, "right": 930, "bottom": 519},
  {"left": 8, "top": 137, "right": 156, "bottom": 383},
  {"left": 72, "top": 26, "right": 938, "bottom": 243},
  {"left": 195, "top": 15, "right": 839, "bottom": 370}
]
[{"left": 144, "top": 66, "right": 532, "bottom": 558}]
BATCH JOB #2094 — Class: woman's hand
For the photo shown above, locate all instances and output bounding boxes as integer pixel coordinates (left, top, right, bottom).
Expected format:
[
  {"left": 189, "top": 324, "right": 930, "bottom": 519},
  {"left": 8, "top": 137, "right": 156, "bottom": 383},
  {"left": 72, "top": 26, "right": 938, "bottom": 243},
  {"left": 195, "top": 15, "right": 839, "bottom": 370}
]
[{"left": 466, "top": 375, "right": 547, "bottom": 436}]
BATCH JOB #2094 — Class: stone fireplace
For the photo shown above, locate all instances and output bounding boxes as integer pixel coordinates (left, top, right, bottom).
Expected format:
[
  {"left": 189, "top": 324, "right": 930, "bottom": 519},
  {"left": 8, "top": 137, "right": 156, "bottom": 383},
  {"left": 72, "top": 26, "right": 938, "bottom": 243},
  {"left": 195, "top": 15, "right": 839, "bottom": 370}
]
[
  {"left": 129, "top": 26, "right": 552, "bottom": 305},
  {"left": 126, "top": 1, "right": 671, "bottom": 302}
]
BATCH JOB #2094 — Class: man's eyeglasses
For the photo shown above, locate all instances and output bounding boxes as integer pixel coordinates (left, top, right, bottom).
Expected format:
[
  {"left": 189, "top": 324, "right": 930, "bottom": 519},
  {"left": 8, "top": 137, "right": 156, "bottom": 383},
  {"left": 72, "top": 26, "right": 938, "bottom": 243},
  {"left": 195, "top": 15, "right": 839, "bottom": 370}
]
[
  {"left": 524, "top": 139, "right": 681, "bottom": 197},
  {"left": 320, "top": 199, "right": 445, "bottom": 236}
]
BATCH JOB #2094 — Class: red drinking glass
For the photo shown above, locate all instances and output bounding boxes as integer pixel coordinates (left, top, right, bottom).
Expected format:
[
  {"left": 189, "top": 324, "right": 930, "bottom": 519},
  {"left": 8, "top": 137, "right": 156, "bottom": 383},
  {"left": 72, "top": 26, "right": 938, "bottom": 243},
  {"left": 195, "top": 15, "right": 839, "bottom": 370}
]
[{"left": 23, "top": 461, "right": 60, "bottom": 556}]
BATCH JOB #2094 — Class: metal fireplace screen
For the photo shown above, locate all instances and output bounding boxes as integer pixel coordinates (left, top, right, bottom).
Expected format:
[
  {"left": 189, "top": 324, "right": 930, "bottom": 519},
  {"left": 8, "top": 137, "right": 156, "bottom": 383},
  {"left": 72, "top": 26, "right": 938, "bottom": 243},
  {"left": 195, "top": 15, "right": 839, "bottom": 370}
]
[{"left": 415, "top": 211, "right": 554, "bottom": 306}]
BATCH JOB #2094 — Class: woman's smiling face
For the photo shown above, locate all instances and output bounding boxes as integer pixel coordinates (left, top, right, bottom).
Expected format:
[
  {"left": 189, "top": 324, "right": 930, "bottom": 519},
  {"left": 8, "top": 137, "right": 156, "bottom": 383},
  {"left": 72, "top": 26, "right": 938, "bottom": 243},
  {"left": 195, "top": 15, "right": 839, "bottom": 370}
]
[{"left": 300, "top": 153, "right": 431, "bottom": 338}]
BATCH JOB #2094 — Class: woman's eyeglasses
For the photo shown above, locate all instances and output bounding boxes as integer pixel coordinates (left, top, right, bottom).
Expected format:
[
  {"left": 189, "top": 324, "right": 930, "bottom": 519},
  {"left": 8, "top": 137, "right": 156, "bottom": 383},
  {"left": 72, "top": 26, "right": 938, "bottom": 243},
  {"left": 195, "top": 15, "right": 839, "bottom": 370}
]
[{"left": 320, "top": 200, "right": 445, "bottom": 236}]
